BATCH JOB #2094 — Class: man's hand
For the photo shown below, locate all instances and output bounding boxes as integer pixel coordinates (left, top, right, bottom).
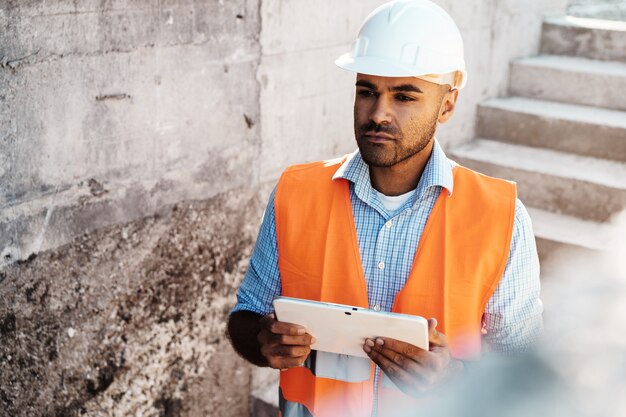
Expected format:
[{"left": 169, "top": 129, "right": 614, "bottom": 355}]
[
  {"left": 363, "top": 318, "right": 463, "bottom": 397},
  {"left": 258, "top": 313, "right": 316, "bottom": 370}
]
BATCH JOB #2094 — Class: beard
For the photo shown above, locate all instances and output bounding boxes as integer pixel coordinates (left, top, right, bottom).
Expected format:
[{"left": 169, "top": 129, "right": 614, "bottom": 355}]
[{"left": 354, "top": 110, "right": 438, "bottom": 168}]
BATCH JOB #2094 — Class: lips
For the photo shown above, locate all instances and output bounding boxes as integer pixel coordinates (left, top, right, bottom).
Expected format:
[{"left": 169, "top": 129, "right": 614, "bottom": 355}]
[{"left": 363, "top": 132, "right": 395, "bottom": 143}]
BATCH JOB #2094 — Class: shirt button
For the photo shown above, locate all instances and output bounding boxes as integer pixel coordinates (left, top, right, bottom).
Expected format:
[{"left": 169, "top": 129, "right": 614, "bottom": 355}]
[
  {"left": 378, "top": 261, "right": 385, "bottom": 270},
  {"left": 373, "top": 304, "right": 381, "bottom": 311},
  {"left": 385, "top": 221, "right": 392, "bottom": 229}
]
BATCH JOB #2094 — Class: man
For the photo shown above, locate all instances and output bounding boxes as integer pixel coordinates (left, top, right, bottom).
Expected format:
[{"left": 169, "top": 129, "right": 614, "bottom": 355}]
[{"left": 228, "top": 1, "right": 543, "bottom": 416}]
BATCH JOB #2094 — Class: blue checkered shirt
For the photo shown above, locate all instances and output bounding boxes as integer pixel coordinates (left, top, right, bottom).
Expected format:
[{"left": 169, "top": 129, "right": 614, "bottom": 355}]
[{"left": 233, "top": 140, "right": 543, "bottom": 353}]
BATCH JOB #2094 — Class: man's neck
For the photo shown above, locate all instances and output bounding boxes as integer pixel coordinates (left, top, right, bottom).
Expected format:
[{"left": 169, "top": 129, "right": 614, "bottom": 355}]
[{"left": 369, "top": 140, "right": 434, "bottom": 196}]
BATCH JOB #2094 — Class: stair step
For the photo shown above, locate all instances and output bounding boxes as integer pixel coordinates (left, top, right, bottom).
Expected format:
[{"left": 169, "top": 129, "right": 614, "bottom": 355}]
[
  {"left": 477, "top": 96, "right": 626, "bottom": 162},
  {"left": 449, "top": 139, "right": 626, "bottom": 222},
  {"left": 510, "top": 55, "right": 626, "bottom": 111},
  {"left": 567, "top": 3, "right": 626, "bottom": 25},
  {"left": 541, "top": 16, "right": 626, "bottom": 62},
  {"left": 528, "top": 207, "right": 624, "bottom": 255}
]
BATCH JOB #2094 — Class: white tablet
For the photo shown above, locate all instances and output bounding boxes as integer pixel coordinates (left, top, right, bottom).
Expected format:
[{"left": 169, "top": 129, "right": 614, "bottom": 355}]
[{"left": 273, "top": 296, "right": 429, "bottom": 358}]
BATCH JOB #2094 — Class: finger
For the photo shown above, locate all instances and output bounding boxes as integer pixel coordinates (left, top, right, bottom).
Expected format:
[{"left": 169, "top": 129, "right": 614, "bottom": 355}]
[
  {"left": 427, "top": 318, "right": 448, "bottom": 348},
  {"left": 480, "top": 315, "right": 488, "bottom": 335},
  {"left": 268, "top": 320, "right": 307, "bottom": 336},
  {"left": 367, "top": 344, "right": 412, "bottom": 378},
  {"left": 370, "top": 337, "right": 445, "bottom": 370},
  {"left": 268, "top": 354, "right": 309, "bottom": 370},
  {"left": 273, "top": 344, "right": 312, "bottom": 358},
  {"left": 261, "top": 344, "right": 310, "bottom": 365},
  {"left": 276, "top": 333, "right": 316, "bottom": 346},
  {"left": 365, "top": 341, "right": 437, "bottom": 395},
  {"left": 370, "top": 337, "right": 425, "bottom": 361},
  {"left": 428, "top": 318, "right": 438, "bottom": 340},
  {"left": 366, "top": 339, "right": 427, "bottom": 374},
  {"left": 366, "top": 345, "right": 427, "bottom": 390}
]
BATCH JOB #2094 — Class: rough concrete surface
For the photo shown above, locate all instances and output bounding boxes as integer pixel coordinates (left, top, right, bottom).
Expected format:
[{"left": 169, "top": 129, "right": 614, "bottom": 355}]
[
  {"left": 510, "top": 55, "right": 626, "bottom": 111},
  {"left": 1, "top": 2, "right": 265, "bottom": 414},
  {"left": 476, "top": 97, "right": 626, "bottom": 162},
  {"left": 541, "top": 16, "right": 626, "bottom": 62},
  {"left": 568, "top": 0, "right": 626, "bottom": 21},
  {"left": 0, "top": 0, "right": 261, "bottom": 265},
  {"left": 0, "top": 189, "right": 263, "bottom": 417},
  {"left": 451, "top": 139, "right": 626, "bottom": 222}
]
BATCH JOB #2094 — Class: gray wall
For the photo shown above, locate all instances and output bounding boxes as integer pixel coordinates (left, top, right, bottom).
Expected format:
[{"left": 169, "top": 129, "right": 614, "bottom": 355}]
[
  {"left": 1, "top": 0, "right": 261, "bottom": 264},
  {"left": 1, "top": 1, "right": 263, "bottom": 416},
  {"left": 0, "top": 1, "right": 565, "bottom": 416}
]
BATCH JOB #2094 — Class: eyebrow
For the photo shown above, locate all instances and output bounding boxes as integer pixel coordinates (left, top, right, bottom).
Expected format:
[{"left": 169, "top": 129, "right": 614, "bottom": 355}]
[
  {"left": 355, "top": 80, "right": 423, "bottom": 94},
  {"left": 391, "top": 84, "right": 424, "bottom": 94}
]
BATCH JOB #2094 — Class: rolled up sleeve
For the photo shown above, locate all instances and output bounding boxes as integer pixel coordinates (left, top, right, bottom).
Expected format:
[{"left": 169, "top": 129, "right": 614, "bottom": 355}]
[{"left": 230, "top": 189, "right": 282, "bottom": 316}]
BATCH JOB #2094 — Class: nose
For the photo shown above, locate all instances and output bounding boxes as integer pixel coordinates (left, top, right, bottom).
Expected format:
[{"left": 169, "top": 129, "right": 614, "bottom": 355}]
[{"left": 370, "top": 96, "right": 393, "bottom": 125}]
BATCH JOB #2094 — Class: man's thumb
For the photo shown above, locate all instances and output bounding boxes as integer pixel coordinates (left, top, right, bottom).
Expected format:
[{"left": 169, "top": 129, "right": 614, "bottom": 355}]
[
  {"left": 428, "top": 317, "right": 446, "bottom": 346},
  {"left": 428, "top": 317, "right": 438, "bottom": 334}
]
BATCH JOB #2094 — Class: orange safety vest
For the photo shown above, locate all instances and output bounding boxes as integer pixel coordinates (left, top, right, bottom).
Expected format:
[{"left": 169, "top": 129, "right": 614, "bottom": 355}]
[{"left": 274, "top": 156, "right": 516, "bottom": 417}]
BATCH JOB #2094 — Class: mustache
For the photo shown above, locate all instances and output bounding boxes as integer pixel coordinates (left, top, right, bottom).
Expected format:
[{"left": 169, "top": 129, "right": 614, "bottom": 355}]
[{"left": 358, "top": 121, "right": 401, "bottom": 137}]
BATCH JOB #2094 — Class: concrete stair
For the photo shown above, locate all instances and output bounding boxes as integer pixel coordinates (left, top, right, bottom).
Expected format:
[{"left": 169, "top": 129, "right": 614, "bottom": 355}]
[
  {"left": 527, "top": 206, "right": 624, "bottom": 255},
  {"left": 510, "top": 55, "right": 626, "bottom": 111},
  {"left": 451, "top": 139, "right": 626, "bottom": 222},
  {"left": 541, "top": 16, "right": 626, "bottom": 61},
  {"left": 476, "top": 97, "right": 626, "bottom": 161},
  {"left": 451, "top": 15, "right": 626, "bottom": 258}
]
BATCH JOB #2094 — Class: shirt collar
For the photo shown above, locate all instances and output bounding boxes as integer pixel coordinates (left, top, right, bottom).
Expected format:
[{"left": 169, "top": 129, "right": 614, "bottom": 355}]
[{"left": 332, "top": 138, "right": 454, "bottom": 204}]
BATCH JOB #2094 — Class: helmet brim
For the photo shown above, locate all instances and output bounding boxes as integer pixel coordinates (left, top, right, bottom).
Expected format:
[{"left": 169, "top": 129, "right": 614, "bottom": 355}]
[{"left": 335, "top": 53, "right": 467, "bottom": 89}]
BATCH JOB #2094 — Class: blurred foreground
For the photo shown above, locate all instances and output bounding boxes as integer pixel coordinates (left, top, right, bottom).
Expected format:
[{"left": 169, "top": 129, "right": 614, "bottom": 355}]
[{"left": 403, "top": 212, "right": 626, "bottom": 417}]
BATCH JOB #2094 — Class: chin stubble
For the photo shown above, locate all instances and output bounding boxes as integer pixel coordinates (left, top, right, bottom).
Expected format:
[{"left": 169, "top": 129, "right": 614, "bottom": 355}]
[{"left": 355, "top": 115, "right": 437, "bottom": 168}]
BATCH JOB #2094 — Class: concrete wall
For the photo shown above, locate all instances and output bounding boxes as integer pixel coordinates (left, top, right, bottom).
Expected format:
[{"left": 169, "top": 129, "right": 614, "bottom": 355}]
[
  {"left": 0, "top": 0, "right": 261, "bottom": 265},
  {"left": 0, "top": 0, "right": 565, "bottom": 416},
  {"left": 1, "top": 1, "right": 264, "bottom": 416}
]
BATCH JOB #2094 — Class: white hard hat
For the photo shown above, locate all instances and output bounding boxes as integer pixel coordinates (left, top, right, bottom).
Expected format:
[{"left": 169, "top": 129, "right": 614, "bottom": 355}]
[{"left": 335, "top": 0, "right": 467, "bottom": 90}]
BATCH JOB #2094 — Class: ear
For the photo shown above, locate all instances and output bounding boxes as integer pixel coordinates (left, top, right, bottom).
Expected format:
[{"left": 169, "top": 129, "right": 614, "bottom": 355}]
[{"left": 437, "top": 88, "right": 459, "bottom": 124}]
